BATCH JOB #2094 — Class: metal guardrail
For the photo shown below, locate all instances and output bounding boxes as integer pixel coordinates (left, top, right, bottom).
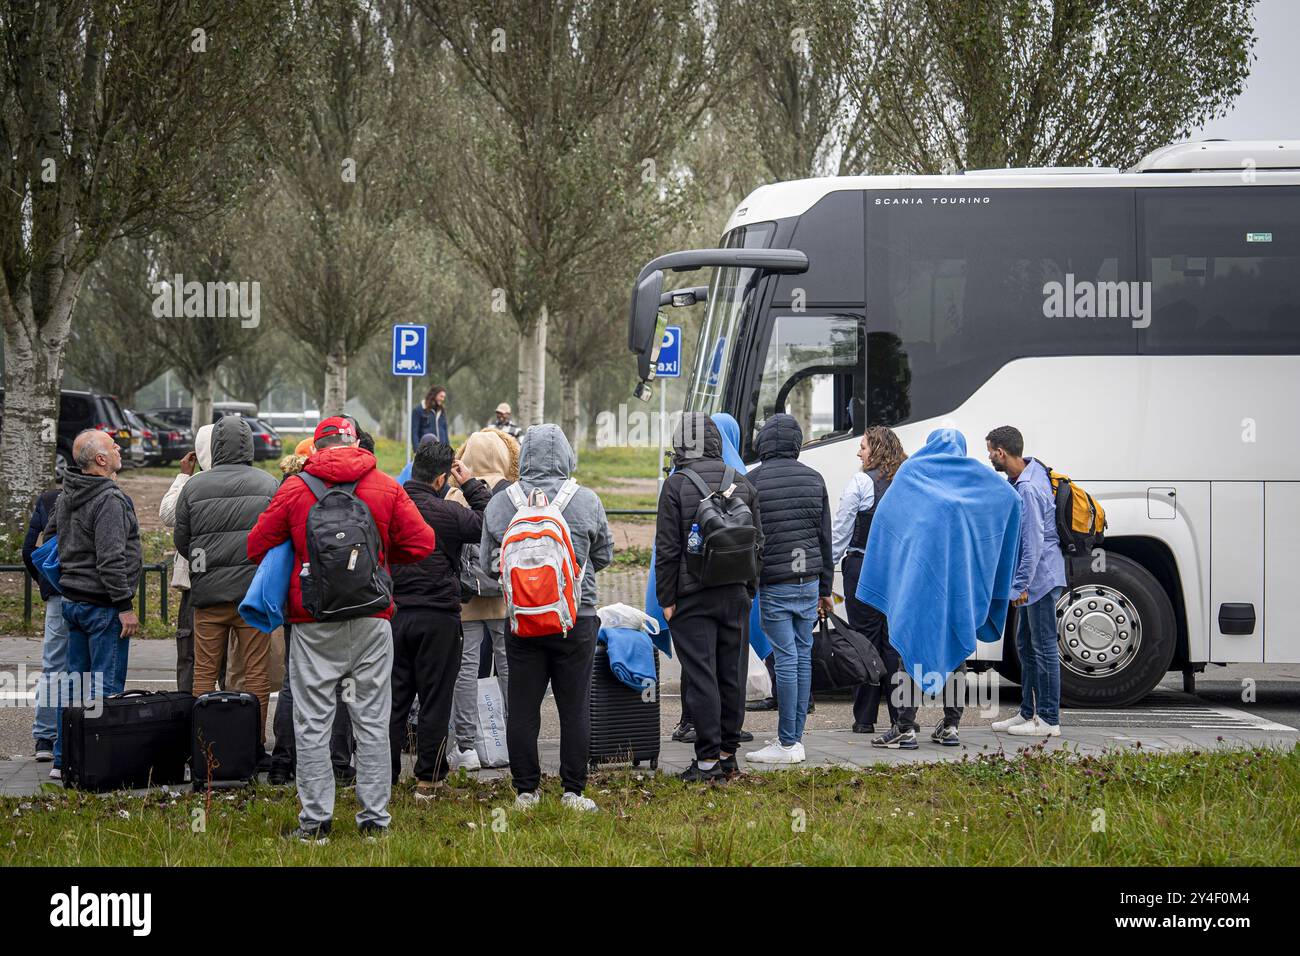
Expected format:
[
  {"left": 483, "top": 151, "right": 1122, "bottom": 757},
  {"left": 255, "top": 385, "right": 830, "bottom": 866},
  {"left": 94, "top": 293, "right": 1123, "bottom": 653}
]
[{"left": 2, "top": 561, "right": 172, "bottom": 629}]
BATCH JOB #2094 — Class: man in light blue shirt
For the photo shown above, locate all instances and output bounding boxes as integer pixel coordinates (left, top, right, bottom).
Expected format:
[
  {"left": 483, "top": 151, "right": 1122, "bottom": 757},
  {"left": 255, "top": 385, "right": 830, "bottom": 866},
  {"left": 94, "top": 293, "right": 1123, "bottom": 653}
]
[{"left": 986, "top": 426, "right": 1067, "bottom": 736}]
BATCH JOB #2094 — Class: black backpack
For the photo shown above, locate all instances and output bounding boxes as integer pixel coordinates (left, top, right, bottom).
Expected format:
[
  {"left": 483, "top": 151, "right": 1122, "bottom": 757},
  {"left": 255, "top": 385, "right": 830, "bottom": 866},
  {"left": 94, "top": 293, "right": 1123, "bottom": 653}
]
[
  {"left": 681, "top": 466, "right": 760, "bottom": 587},
  {"left": 297, "top": 472, "right": 393, "bottom": 621},
  {"left": 458, "top": 541, "right": 502, "bottom": 601}
]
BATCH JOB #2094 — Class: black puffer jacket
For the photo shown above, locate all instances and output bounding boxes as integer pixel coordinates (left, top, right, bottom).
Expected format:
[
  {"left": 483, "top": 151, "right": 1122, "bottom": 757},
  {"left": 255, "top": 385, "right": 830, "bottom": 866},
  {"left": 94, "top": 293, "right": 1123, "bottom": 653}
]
[
  {"left": 175, "top": 416, "right": 279, "bottom": 608},
  {"left": 394, "top": 476, "right": 491, "bottom": 612},
  {"left": 654, "top": 413, "right": 763, "bottom": 606},
  {"left": 748, "top": 414, "right": 833, "bottom": 595}
]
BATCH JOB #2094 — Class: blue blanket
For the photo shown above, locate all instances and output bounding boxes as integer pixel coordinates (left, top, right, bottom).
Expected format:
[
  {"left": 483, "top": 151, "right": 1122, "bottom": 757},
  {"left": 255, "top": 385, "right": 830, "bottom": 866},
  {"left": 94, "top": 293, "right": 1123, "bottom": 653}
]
[
  {"left": 238, "top": 541, "right": 295, "bottom": 634},
  {"left": 855, "top": 428, "right": 1022, "bottom": 696},
  {"left": 599, "top": 625, "right": 657, "bottom": 691},
  {"left": 32, "top": 536, "right": 61, "bottom": 593},
  {"left": 644, "top": 412, "right": 771, "bottom": 660}
]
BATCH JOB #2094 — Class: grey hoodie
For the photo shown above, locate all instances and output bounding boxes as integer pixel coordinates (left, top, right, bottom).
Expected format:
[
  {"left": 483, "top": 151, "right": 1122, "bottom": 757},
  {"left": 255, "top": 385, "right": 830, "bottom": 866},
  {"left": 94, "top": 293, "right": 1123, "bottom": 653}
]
[
  {"left": 480, "top": 424, "right": 614, "bottom": 615},
  {"left": 47, "top": 469, "right": 141, "bottom": 611}
]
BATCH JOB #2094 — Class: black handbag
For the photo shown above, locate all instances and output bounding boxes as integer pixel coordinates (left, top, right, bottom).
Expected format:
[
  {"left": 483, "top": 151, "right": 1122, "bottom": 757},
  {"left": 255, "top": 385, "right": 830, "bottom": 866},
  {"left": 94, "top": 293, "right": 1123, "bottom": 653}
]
[{"left": 811, "top": 612, "right": 887, "bottom": 692}]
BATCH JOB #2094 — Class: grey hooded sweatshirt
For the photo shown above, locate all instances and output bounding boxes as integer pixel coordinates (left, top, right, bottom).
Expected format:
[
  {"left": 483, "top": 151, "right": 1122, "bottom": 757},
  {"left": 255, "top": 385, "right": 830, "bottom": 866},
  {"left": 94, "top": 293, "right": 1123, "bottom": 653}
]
[
  {"left": 175, "top": 415, "right": 280, "bottom": 608},
  {"left": 47, "top": 469, "right": 141, "bottom": 611},
  {"left": 480, "top": 424, "right": 614, "bottom": 616}
]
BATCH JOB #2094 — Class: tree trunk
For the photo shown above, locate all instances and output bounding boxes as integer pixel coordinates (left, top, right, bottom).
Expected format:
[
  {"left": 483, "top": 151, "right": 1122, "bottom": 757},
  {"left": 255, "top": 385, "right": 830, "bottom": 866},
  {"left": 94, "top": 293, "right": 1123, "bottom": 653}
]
[
  {"left": 322, "top": 344, "right": 348, "bottom": 418},
  {"left": 560, "top": 370, "right": 582, "bottom": 450},
  {"left": 0, "top": 278, "right": 80, "bottom": 532},
  {"left": 190, "top": 369, "right": 216, "bottom": 432},
  {"left": 516, "top": 306, "right": 548, "bottom": 426}
]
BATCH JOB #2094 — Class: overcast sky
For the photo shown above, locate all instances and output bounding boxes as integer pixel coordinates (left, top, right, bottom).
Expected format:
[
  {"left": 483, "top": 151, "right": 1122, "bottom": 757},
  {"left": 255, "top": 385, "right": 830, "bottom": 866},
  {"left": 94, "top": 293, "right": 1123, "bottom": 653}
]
[{"left": 1197, "top": 0, "right": 1299, "bottom": 140}]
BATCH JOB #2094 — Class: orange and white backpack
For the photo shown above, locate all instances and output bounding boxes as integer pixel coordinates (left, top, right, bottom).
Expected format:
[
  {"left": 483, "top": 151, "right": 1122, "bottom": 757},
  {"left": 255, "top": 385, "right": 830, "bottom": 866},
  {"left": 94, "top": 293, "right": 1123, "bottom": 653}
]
[{"left": 499, "top": 479, "right": 584, "bottom": 637}]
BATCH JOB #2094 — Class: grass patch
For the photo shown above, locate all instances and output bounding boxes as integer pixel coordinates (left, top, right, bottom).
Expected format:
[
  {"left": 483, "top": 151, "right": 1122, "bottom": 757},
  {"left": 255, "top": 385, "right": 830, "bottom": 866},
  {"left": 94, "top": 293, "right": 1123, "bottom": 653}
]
[
  {"left": 3, "top": 746, "right": 1296, "bottom": 866},
  {"left": 609, "top": 546, "right": 653, "bottom": 569}
]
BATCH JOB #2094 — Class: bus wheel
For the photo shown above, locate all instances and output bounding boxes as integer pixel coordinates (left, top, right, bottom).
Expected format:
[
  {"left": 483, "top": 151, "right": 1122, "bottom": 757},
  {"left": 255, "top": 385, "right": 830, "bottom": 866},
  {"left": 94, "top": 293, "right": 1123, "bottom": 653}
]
[{"left": 1055, "top": 553, "right": 1176, "bottom": 708}]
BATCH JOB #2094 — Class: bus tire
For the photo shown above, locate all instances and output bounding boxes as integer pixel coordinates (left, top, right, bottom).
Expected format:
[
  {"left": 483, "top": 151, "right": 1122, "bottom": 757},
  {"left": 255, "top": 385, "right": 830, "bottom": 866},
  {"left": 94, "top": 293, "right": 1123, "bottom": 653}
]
[{"left": 1057, "top": 553, "right": 1176, "bottom": 708}]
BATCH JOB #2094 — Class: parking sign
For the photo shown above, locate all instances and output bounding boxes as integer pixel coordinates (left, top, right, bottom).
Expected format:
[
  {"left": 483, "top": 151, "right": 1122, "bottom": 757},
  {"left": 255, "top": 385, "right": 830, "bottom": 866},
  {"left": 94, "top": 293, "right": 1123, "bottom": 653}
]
[
  {"left": 392, "top": 324, "right": 427, "bottom": 376},
  {"left": 656, "top": 325, "right": 682, "bottom": 378}
]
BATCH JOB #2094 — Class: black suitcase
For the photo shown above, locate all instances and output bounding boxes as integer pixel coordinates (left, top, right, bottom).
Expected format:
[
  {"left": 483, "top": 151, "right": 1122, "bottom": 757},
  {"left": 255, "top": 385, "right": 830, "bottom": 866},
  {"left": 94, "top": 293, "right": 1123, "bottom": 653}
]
[
  {"left": 61, "top": 690, "right": 192, "bottom": 792},
  {"left": 191, "top": 691, "right": 260, "bottom": 790},
  {"left": 589, "top": 643, "right": 660, "bottom": 770}
]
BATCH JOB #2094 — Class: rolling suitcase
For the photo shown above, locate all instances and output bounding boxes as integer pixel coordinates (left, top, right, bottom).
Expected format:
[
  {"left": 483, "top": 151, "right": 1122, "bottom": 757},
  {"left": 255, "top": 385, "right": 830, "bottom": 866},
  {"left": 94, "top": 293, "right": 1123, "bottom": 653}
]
[
  {"left": 589, "top": 643, "right": 660, "bottom": 770},
  {"left": 61, "top": 690, "right": 192, "bottom": 792},
  {"left": 191, "top": 691, "right": 260, "bottom": 790}
]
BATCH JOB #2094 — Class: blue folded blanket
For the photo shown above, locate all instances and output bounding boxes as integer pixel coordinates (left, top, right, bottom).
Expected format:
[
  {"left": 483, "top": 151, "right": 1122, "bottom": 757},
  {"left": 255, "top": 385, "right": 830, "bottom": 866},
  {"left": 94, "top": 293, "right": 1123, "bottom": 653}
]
[
  {"left": 598, "top": 625, "right": 657, "bottom": 692},
  {"left": 32, "top": 535, "right": 61, "bottom": 593},
  {"left": 239, "top": 541, "right": 295, "bottom": 634}
]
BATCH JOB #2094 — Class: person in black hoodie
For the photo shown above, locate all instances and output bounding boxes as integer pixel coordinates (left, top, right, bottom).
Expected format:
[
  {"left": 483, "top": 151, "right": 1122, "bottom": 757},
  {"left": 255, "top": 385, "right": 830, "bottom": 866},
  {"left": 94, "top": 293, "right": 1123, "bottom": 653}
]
[
  {"left": 745, "top": 414, "right": 833, "bottom": 765},
  {"left": 390, "top": 440, "right": 492, "bottom": 796},
  {"left": 655, "top": 413, "right": 763, "bottom": 782},
  {"left": 46, "top": 430, "right": 142, "bottom": 778},
  {"left": 22, "top": 481, "right": 63, "bottom": 761}
]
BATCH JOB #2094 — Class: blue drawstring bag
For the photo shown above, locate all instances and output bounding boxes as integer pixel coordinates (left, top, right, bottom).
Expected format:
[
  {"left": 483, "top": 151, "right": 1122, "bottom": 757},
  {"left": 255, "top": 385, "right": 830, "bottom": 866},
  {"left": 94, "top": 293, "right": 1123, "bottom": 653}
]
[{"left": 32, "top": 536, "right": 61, "bottom": 593}]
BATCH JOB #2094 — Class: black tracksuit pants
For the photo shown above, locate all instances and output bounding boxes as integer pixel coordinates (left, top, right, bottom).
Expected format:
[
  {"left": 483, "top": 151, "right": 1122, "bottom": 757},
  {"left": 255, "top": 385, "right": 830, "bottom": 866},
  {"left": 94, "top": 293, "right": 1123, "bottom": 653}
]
[
  {"left": 670, "top": 585, "right": 750, "bottom": 762},
  {"left": 505, "top": 614, "right": 598, "bottom": 795},
  {"left": 389, "top": 607, "right": 464, "bottom": 784}
]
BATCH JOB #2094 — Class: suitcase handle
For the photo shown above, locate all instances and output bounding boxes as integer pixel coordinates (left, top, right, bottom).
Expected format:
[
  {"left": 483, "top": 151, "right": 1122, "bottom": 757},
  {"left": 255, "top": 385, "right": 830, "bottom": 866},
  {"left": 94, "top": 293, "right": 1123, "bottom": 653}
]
[{"left": 109, "top": 688, "right": 155, "bottom": 699}]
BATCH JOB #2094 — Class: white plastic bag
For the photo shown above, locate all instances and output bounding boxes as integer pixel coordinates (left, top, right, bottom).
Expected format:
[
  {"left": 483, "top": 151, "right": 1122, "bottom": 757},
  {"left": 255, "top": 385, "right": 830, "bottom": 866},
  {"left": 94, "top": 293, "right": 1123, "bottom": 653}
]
[
  {"left": 596, "top": 602, "right": 661, "bottom": 635},
  {"left": 746, "top": 646, "right": 772, "bottom": 702},
  {"left": 474, "top": 676, "right": 510, "bottom": 768}
]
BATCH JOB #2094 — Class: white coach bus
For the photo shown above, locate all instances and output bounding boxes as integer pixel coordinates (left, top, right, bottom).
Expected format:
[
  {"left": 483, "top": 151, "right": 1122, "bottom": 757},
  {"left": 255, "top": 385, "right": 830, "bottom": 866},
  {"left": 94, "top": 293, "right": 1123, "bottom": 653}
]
[{"left": 627, "top": 140, "right": 1300, "bottom": 707}]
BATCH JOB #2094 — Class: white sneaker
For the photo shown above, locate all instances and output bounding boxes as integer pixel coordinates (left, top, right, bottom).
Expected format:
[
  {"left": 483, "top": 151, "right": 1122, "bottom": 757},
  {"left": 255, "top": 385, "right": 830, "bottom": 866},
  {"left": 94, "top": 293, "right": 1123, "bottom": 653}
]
[
  {"left": 561, "top": 792, "right": 599, "bottom": 812},
  {"left": 513, "top": 791, "right": 540, "bottom": 811},
  {"left": 745, "top": 740, "right": 806, "bottom": 764},
  {"left": 991, "top": 713, "right": 1034, "bottom": 732},
  {"left": 448, "top": 746, "right": 481, "bottom": 771},
  {"left": 49, "top": 768, "right": 61, "bottom": 780},
  {"left": 1008, "top": 717, "right": 1061, "bottom": 737}
]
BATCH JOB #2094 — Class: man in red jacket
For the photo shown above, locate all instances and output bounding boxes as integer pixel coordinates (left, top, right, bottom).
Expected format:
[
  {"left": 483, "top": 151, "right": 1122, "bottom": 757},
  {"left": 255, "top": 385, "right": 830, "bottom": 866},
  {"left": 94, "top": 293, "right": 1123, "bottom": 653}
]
[{"left": 248, "top": 417, "right": 434, "bottom": 843}]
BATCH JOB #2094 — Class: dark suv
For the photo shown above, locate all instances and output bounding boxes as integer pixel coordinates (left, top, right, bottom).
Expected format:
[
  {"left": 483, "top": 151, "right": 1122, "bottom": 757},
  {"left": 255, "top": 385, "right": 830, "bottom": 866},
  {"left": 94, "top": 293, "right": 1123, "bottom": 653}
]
[{"left": 0, "top": 388, "right": 133, "bottom": 479}]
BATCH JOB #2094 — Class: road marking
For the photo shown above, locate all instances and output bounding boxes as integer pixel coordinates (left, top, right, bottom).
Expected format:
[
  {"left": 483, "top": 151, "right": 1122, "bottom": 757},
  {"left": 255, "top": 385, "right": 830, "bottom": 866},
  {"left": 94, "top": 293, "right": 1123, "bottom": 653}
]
[{"left": 1062, "top": 699, "right": 1295, "bottom": 732}]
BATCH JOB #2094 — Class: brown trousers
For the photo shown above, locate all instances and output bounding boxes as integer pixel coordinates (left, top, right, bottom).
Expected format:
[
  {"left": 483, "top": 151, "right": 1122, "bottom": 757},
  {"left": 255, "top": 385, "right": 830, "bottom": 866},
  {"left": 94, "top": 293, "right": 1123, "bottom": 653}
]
[{"left": 193, "top": 602, "right": 273, "bottom": 741}]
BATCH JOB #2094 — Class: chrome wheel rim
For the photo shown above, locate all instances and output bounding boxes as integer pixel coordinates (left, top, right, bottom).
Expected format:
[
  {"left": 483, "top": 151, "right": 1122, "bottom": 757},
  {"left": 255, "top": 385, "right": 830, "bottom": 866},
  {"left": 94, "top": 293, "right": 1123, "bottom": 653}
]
[{"left": 1056, "top": 584, "right": 1143, "bottom": 680}]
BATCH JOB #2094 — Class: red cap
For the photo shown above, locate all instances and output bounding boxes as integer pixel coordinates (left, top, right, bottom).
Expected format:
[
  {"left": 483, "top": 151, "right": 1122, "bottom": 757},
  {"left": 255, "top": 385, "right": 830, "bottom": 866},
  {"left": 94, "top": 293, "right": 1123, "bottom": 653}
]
[{"left": 314, "top": 416, "right": 356, "bottom": 443}]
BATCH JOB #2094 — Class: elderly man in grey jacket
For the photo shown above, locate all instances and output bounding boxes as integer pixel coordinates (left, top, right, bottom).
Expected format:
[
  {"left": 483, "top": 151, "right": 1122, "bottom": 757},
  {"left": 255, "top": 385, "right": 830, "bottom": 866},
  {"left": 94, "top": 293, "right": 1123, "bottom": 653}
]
[
  {"left": 480, "top": 424, "right": 613, "bottom": 813},
  {"left": 175, "top": 416, "right": 279, "bottom": 738}
]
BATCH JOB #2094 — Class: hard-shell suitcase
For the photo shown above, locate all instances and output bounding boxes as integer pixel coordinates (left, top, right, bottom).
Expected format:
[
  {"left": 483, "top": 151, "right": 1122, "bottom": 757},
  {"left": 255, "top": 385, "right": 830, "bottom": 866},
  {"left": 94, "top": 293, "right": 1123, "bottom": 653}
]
[
  {"left": 61, "top": 690, "right": 193, "bottom": 792},
  {"left": 191, "top": 691, "right": 260, "bottom": 790},
  {"left": 588, "top": 643, "right": 660, "bottom": 770}
]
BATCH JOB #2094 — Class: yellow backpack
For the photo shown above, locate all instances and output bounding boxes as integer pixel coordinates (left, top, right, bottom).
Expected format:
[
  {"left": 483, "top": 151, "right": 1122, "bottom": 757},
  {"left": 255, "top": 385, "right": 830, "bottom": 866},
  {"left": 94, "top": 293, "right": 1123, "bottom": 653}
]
[{"left": 1041, "top": 464, "right": 1107, "bottom": 558}]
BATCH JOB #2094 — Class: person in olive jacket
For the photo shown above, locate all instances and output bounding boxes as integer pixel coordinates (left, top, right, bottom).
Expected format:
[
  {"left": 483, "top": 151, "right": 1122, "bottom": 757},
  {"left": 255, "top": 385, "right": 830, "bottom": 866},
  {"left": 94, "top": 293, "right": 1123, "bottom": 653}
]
[{"left": 175, "top": 415, "right": 279, "bottom": 738}]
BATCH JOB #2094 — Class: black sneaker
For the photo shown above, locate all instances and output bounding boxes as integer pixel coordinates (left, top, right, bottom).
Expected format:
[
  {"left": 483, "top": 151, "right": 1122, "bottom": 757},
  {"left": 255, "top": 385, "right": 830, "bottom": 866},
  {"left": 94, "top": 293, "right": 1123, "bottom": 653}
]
[
  {"left": 719, "top": 755, "right": 740, "bottom": 779},
  {"left": 931, "top": 722, "right": 960, "bottom": 747},
  {"left": 288, "top": 822, "right": 331, "bottom": 845},
  {"left": 871, "top": 726, "right": 919, "bottom": 750},
  {"left": 359, "top": 821, "right": 388, "bottom": 841},
  {"left": 851, "top": 723, "right": 875, "bottom": 735},
  {"left": 34, "top": 739, "right": 54, "bottom": 762},
  {"left": 738, "top": 730, "right": 754, "bottom": 743},
  {"left": 334, "top": 765, "right": 357, "bottom": 787},
  {"left": 256, "top": 751, "right": 272, "bottom": 774},
  {"left": 679, "top": 760, "right": 726, "bottom": 783},
  {"left": 267, "top": 767, "right": 292, "bottom": 786},
  {"left": 745, "top": 697, "right": 777, "bottom": 712},
  {"left": 671, "top": 721, "right": 696, "bottom": 743}
]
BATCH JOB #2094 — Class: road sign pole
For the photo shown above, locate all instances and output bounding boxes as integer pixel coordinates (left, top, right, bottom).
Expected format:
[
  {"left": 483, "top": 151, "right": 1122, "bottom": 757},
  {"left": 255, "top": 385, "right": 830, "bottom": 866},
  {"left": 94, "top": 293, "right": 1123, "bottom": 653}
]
[
  {"left": 657, "top": 382, "right": 666, "bottom": 493},
  {"left": 406, "top": 376, "right": 413, "bottom": 465}
]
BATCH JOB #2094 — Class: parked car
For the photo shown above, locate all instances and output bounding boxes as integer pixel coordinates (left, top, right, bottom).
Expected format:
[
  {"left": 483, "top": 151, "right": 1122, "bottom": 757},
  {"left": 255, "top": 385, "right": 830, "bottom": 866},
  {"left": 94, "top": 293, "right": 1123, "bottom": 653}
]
[
  {"left": 122, "top": 409, "right": 146, "bottom": 467},
  {"left": 141, "top": 413, "right": 193, "bottom": 465},
  {"left": 0, "top": 387, "right": 133, "bottom": 480},
  {"left": 247, "top": 417, "right": 283, "bottom": 461},
  {"left": 126, "top": 409, "right": 163, "bottom": 466}
]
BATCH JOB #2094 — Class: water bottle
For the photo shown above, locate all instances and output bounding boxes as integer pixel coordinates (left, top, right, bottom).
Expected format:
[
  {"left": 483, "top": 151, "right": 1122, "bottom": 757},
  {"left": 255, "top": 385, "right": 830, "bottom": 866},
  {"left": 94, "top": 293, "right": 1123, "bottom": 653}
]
[{"left": 687, "top": 523, "right": 703, "bottom": 555}]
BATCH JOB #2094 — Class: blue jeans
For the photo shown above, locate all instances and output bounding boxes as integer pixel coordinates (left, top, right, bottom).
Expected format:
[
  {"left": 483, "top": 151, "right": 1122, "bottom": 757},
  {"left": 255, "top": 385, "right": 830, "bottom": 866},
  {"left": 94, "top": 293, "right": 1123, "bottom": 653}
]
[
  {"left": 33, "top": 596, "right": 69, "bottom": 742},
  {"left": 54, "top": 601, "right": 130, "bottom": 768},
  {"left": 1017, "top": 586, "right": 1063, "bottom": 726},
  {"left": 759, "top": 579, "right": 819, "bottom": 745}
]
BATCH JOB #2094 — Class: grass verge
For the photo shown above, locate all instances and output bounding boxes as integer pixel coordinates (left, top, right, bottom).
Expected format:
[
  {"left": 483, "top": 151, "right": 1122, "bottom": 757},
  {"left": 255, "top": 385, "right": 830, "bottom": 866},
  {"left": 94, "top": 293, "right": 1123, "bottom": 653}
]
[{"left": 3, "top": 746, "right": 1296, "bottom": 866}]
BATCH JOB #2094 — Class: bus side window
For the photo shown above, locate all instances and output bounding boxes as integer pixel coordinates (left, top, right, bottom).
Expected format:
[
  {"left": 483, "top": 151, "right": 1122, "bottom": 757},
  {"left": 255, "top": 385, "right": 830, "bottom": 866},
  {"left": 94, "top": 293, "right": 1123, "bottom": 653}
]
[{"left": 752, "top": 313, "right": 863, "bottom": 448}]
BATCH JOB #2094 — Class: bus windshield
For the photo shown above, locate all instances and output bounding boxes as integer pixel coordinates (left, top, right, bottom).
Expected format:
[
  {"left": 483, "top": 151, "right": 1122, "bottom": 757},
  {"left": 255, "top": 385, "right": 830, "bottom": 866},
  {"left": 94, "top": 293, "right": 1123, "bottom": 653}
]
[{"left": 685, "top": 221, "right": 774, "bottom": 416}]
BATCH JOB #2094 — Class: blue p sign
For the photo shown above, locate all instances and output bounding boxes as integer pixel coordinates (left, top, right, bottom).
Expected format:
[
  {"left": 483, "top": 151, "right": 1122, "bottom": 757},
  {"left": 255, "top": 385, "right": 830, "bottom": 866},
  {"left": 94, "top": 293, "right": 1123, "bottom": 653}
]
[{"left": 392, "top": 324, "right": 427, "bottom": 376}]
